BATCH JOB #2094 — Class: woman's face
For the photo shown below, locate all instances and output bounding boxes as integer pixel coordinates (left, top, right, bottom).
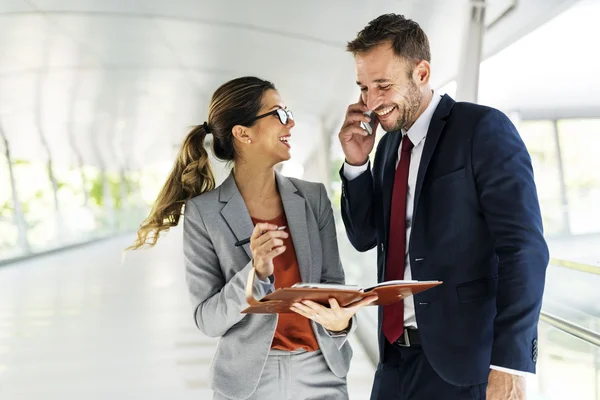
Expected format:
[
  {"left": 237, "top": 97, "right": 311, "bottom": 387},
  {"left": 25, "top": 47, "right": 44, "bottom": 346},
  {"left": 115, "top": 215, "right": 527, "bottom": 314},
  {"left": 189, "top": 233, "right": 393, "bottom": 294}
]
[{"left": 247, "top": 89, "right": 295, "bottom": 164}]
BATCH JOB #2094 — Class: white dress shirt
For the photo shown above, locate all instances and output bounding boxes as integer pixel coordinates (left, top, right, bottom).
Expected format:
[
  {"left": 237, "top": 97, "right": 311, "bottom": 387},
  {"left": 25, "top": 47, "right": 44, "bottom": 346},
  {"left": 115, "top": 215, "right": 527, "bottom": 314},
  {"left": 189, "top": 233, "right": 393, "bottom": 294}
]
[{"left": 342, "top": 91, "right": 527, "bottom": 376}]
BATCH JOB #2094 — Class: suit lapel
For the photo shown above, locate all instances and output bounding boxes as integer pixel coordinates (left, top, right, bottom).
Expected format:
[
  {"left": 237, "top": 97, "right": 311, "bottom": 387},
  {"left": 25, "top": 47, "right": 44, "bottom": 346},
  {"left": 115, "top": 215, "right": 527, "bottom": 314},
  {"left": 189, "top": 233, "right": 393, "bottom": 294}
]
[
  {"left": 218, "top": 171, "right": 312, "bottom": 282},
  {"left": 382, "top": 131, "right": 403, "bottom": 246},
  {"left": 276, "top": 172, "right": 312, "bottom": 283},
  {"left": 413, "top": 94, "right": 454, "bottom": 218},
  {"left": 219, "top": 172, "right": 254, "bottom": 260}
]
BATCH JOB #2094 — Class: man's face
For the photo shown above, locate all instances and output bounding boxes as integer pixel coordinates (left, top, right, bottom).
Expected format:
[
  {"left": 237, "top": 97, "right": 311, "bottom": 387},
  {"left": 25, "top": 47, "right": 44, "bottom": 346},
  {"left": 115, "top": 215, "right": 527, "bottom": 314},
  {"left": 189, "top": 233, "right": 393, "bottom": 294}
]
[{"left": 355, "top": 42, "right": 424, "bottom": 132}]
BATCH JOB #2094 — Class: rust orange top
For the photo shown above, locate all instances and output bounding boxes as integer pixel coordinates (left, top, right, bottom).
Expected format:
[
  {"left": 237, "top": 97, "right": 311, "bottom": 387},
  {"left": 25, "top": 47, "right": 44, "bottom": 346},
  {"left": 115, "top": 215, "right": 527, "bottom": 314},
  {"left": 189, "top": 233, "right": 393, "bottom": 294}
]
[{"left": 251, "top": 213, "right": 319, "bottom": 352}]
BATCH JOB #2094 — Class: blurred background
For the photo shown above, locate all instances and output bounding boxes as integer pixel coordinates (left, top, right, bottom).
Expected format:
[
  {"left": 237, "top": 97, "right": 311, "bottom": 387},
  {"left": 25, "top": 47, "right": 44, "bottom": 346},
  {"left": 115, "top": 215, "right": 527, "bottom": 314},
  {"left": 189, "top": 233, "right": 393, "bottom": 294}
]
[{"left": 1, "top": 0, "right": 599, "bottom": 399}]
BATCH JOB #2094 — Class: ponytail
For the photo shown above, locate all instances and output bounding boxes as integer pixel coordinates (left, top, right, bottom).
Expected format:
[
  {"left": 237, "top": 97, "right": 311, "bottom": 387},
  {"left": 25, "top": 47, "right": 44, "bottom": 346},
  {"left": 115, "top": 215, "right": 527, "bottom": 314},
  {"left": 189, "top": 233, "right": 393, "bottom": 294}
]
[
  {"left": 127, "top": 76, "right": 276, "bottom": 250},
  {"left": 127, "top": 124, "right": 215, "bottom": 250}
]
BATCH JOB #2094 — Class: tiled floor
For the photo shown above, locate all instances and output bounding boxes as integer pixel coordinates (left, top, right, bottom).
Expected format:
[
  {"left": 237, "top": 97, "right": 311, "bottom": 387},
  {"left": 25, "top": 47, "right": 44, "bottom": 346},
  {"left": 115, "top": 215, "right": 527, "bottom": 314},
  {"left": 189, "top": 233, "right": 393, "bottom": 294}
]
[{"left": 0, "top": 228, "right": 374, "bottom": 399}]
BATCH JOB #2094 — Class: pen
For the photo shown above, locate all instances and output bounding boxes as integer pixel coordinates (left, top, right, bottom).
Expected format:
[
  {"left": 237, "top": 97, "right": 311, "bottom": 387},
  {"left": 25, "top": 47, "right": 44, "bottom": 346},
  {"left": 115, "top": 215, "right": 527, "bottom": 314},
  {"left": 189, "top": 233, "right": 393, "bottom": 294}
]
[{"left": 234, "top": 226, "right": 287, "bottom": 247}]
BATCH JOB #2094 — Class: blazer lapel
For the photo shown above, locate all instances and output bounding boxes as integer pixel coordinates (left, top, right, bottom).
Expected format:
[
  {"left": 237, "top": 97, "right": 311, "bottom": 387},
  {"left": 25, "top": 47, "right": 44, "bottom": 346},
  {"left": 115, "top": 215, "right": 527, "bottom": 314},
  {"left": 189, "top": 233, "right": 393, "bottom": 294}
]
[
  {"left": 276, "top": 171, "right": 312, "bottom": 283},
  {"left": 219, "top": 172, "right": 254, "bottom": 260},
  {"left": 382, "top": 131, "right": 403, "bottom": 246},
  {"left": 413, "top": 94, "right": 454, "bottom": 217}
]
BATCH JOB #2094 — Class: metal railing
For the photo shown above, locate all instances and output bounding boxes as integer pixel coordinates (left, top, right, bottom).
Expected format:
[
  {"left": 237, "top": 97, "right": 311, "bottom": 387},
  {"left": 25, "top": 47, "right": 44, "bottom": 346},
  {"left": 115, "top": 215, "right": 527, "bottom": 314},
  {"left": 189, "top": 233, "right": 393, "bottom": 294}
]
[
  {"left": 540, "top": 311, "right": 600, "bottom": 348},
  {"left": 550, "top": 257, "right": 600, "bottom": 275}
]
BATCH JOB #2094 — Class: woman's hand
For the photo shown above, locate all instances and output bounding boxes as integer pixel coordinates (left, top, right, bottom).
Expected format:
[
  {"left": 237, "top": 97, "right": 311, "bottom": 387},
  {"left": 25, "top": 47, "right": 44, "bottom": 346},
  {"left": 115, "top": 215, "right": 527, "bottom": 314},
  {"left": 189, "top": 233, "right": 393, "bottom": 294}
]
[
  {"left": 290, "top": 296, "right": 378, "bottom": 332},
  {"left": 249, "top": 223, "right": 288, "bottom": 281}
]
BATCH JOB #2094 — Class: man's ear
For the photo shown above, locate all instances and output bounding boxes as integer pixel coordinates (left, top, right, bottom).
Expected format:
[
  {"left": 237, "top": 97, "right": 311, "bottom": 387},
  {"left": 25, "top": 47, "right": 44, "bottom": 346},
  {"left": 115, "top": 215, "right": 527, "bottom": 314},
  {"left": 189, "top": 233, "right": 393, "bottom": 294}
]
[{"left": 413, "top": 60, "right": 431, "bottom": 86}]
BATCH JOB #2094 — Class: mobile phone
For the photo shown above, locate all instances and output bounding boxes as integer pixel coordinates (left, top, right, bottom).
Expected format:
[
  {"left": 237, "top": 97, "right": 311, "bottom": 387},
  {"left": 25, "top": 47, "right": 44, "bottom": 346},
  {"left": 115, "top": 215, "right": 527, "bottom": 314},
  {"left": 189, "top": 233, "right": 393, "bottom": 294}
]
[{"left": 360, "top": 111, "right": 377, "bottom": 135}]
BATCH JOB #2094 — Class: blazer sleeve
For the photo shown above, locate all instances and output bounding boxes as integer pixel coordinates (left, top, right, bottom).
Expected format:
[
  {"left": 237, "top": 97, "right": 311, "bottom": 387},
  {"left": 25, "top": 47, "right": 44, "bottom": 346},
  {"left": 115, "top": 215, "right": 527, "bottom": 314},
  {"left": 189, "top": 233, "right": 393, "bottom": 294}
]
[
  {"left": 339, "top": 162, "right": 378, "bottom": 252},
  {"left": 472, "top": 109, "right": 549, "bottom": 373},
  {"left": 183, "top": 199, "right": 274, "bottom": 338},
  {"left": 317, "top": 183, "right": 357, "bottom": 347}
]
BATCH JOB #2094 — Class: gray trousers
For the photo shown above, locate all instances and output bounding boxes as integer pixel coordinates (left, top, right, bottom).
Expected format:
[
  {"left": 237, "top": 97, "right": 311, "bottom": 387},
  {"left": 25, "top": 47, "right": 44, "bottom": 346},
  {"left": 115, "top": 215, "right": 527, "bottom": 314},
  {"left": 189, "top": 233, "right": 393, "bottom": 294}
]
[{"left": 213, "top": 349, "right": 348, "bottom": 400}]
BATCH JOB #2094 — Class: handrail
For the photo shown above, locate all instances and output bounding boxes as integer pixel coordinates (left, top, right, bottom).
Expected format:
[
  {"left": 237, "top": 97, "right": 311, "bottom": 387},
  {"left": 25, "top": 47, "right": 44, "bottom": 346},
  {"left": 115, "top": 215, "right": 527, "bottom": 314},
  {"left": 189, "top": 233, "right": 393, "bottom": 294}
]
[
  {"left": 550, "top": 257, "right": 600, "bottom": 275},
  {"left": 540, "top": 311, "right": 600, "bottom": 348},
  {"left": 0, "top": 231, "right": 136, "bottom": 267}
]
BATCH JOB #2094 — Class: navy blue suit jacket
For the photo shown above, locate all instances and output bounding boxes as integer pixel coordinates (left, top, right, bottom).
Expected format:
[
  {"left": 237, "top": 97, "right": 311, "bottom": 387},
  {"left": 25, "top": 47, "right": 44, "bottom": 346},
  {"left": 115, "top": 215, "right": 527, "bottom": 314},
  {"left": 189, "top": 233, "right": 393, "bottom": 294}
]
[{"left": 340, "top": 94, "right": 549, "bottom": 386}]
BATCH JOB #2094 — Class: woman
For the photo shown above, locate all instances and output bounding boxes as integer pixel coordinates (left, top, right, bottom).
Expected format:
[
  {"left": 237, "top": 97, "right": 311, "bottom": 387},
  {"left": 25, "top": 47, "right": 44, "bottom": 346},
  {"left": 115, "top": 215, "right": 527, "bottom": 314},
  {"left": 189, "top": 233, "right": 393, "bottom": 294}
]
[{"left": 129, "top": 76, "right": 376, "bottom": 400}]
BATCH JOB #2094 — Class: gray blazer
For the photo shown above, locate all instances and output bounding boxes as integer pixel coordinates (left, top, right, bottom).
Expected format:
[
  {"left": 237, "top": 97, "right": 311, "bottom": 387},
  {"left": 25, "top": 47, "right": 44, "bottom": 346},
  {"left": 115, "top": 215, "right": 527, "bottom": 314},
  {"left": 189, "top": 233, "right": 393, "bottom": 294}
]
[{"left": 183, "top": 171, "right": 354, "bottom": 400}]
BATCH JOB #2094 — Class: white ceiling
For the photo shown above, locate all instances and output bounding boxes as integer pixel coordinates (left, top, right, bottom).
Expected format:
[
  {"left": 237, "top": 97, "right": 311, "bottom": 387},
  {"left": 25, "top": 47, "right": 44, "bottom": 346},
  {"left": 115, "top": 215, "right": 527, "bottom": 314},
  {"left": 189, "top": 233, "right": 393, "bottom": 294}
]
[
  {"left": 479, "top": 0, "right": 600, "bottom": 119},
  {"left": 0, "top": 0, "right": 583, "bottom": 172}
]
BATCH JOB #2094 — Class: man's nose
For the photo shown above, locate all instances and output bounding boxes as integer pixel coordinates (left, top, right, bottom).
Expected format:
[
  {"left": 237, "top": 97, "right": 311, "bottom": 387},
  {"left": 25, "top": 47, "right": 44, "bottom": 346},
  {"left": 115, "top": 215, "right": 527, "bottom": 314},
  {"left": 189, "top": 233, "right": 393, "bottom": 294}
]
[{"left": 366, "top": 94, "right": 382, "bottom": 112}]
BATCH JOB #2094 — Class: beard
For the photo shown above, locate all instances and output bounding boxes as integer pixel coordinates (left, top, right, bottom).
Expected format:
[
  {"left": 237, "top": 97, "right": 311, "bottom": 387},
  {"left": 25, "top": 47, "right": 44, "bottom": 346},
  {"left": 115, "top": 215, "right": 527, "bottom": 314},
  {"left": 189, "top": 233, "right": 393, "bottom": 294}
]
[{"left": 378, "top": 80, "right": 423, "bottom": 132}]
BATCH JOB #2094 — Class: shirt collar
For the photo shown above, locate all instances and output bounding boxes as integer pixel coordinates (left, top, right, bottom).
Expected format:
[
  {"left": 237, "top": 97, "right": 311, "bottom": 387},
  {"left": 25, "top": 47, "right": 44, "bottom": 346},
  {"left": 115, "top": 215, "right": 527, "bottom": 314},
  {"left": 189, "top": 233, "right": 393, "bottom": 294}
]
[{"left": 403, "top": 90, "right": 442, "bottom": 147}]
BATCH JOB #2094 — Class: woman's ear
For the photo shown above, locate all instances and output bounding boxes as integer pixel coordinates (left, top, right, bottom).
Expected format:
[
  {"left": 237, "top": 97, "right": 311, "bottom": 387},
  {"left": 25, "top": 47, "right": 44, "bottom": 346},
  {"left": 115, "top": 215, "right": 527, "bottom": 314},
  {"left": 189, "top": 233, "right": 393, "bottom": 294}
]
[{"left": 232, "top": 125, "right": 252, "bottom": 144}]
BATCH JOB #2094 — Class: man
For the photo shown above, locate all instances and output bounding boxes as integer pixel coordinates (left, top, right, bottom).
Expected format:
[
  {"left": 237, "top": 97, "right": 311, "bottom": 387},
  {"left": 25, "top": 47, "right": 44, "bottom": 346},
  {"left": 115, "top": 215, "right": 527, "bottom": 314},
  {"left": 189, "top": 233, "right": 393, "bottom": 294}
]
[{"left": 338, "top": 14, "right": 549, "bottom": 400}]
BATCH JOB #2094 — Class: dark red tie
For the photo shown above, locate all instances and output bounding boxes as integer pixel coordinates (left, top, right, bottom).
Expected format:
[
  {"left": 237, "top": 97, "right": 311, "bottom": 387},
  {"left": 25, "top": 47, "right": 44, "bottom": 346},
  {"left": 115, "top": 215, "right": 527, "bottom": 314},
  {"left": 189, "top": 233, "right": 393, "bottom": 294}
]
[{"left": 383, "top": 134, "right": 414, "bottom": 344}]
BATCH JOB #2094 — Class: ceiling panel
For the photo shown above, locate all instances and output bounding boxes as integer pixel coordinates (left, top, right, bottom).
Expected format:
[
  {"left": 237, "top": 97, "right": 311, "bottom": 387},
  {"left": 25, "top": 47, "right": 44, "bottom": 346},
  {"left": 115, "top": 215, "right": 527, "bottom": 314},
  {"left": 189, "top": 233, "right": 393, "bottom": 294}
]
[
  {"left": 0, "top": 0, "right": 33, "bottom": 13},
  {"left": 29, "top": 0, "right": 154, "bottom": 14},
  {"left": 0, "top": 0, "right": 586, "bottom": 173},
  {"left": 45, "top": 15, "right": 177, "bottom": 68},
  {"left": 0, "top": 15, "right": 57, "bottom": 72},
  {"left": 31, "top": 0, "right": 416, "bottom": 44},
  {"left": 0, "top": 15, "right": 103, "bottom": 73}
]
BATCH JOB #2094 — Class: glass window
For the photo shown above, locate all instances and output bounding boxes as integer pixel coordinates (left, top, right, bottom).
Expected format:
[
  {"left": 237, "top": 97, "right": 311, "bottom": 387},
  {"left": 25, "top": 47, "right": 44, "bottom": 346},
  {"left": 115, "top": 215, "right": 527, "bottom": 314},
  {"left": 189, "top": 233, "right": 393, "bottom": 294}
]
[
  {"left": 12, "top": 159, "right": 60, "bottom": 252},
  {"left": 0, "top": 150, "right": 18, "bottom": 259},
  {"left": 557, "top": 119, "right": 600, "bottom": 236},
  {"left": 518, "top": 120, "right": 565, "bottom": 236}
]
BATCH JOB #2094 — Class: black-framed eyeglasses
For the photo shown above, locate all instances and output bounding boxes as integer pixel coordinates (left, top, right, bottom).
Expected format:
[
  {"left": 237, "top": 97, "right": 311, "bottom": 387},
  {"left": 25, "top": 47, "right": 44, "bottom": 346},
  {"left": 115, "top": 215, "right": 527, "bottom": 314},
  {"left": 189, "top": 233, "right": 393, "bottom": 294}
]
[{"left": 252, "top": 108, "right": 294, "bottom": 125}]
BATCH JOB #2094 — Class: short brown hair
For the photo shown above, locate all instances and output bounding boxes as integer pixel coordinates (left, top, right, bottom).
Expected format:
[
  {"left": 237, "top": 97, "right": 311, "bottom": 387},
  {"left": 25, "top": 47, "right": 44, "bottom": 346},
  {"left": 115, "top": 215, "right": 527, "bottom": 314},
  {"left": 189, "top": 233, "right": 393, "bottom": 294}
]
[{"left": 347, "top": 14, "right": 431, "bottom": 65}]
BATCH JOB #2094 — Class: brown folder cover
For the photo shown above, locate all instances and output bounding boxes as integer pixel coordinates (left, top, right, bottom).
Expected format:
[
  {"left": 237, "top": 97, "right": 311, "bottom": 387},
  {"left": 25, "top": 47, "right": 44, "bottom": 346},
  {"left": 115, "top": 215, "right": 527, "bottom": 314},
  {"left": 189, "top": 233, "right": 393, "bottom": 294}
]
[{"left": 242, "top": 268, "right": 442, "bottom": 314}]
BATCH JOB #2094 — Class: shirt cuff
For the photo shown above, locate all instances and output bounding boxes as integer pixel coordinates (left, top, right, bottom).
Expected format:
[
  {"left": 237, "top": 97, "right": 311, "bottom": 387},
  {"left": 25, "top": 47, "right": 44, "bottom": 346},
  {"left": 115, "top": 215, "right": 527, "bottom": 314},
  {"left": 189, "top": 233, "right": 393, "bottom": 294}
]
[
  {"left": 323, "top": 317, "right": 356, "bottom": 350},
  {"left": 254, "top": 273, "right": 275, "bottom": 298},
  {"left": 326, "top": 318, "right": 353, "bottom": 337},
  {"left": 490, "top": 365, "right": 532, "bottom": 377},
  {"left": 343, "top": 160, "right": 369, "bottom": 181}
]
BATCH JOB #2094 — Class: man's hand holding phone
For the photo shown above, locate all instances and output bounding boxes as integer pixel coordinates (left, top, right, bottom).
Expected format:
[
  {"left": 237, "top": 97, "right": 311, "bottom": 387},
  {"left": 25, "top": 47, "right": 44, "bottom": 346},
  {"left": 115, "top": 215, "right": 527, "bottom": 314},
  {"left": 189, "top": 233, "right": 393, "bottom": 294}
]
[{"left": 338, "top": 95, "right": 379, "bottom": 166}]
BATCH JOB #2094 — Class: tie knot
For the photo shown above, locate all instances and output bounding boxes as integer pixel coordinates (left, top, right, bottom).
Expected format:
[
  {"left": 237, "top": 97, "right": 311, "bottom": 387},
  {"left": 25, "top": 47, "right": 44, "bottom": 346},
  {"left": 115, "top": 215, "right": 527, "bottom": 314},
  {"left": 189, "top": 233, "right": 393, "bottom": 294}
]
[{"left": 401, "top": 135, "right": 414, "bottom": 152}]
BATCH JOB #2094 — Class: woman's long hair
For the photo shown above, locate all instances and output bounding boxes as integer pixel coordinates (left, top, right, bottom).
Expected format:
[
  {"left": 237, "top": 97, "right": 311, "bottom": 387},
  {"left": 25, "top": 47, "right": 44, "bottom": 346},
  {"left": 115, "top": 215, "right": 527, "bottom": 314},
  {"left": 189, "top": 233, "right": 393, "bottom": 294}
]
[{"left": 127, "top": 77, "right": 276, "bottom": 250}]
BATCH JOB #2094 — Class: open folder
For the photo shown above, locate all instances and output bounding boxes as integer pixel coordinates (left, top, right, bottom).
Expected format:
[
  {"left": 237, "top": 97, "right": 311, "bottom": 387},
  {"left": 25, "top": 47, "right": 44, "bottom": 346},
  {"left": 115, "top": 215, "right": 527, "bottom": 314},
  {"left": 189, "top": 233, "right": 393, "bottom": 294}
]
[{"left": 242, "top": 268, "right": 442, "bottom": 314}]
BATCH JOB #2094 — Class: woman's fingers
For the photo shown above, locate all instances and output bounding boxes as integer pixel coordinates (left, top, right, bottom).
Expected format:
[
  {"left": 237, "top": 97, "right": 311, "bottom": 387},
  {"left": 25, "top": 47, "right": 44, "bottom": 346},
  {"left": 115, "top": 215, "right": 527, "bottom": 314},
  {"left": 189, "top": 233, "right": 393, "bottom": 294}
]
[
  {"left": 250, "top": 223, "right": 277, "bottom": 240},
  {"left": 255, "top": 238, "right": 286, "bottom": 261},
  {"left": 328, "top": 298, "right": 342, "bottom": 315},
  {"left": 290, "top": 296, "right": 378, "bottom": 328},
  {"left": 351, "top": 295, "right": 379, "bottom": 309},
  {"left": 265, "top": 245, "right": 286, "bottom": 261},
  {"left": 292, "top": 301, "right": 319, "bottom": 315},
  {"left": 290, "top": 302, "right": 315, "bottom": 319},
  {"left": 253, "top": 229, "right": 288, "bottom": 248},
  {"left": 342, "top": 296, "right": 379, "bottom": 314},
  {"left": 299, "top": 300, "right": 328, "bottom": 314}
]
